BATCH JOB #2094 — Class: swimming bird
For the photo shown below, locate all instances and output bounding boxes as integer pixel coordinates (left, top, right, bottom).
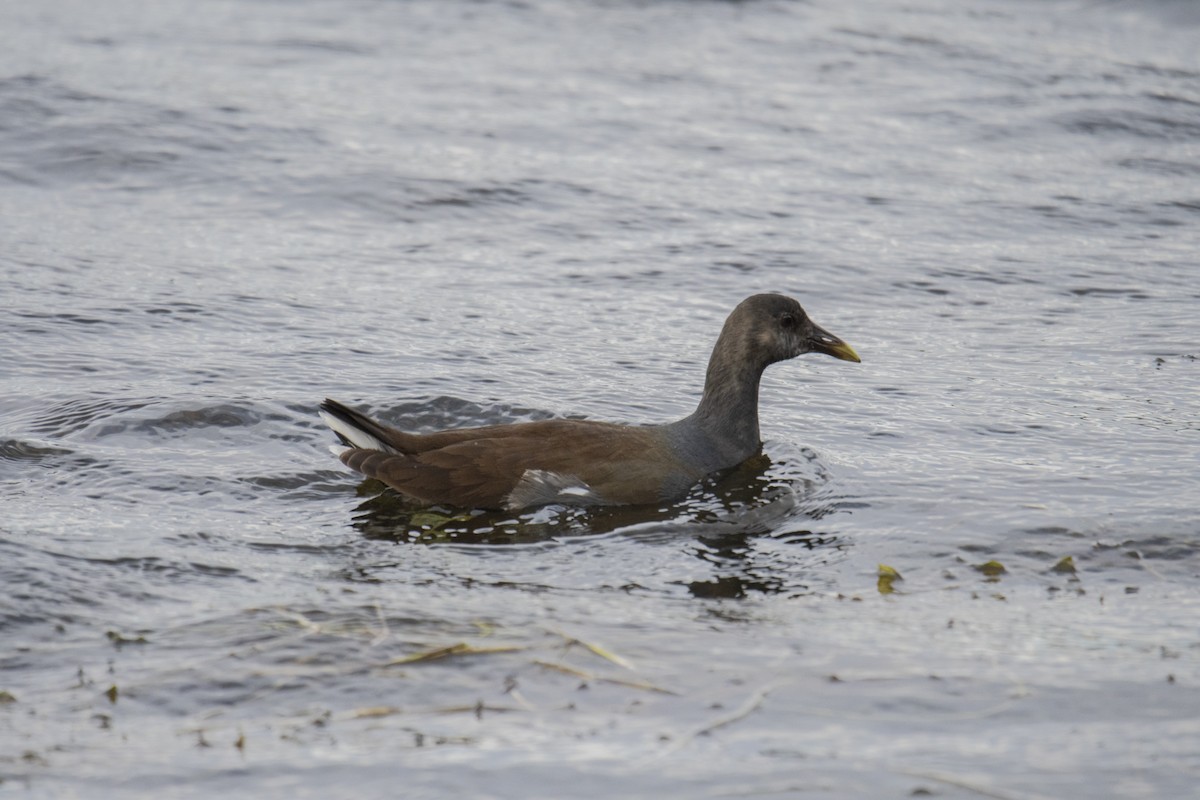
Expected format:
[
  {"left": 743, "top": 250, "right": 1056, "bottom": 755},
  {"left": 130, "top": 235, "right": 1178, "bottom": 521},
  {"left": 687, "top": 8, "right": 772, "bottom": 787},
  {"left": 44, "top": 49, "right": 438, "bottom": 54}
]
[{"left": 320, "top": 293, "right": 859, "bottom": 511}]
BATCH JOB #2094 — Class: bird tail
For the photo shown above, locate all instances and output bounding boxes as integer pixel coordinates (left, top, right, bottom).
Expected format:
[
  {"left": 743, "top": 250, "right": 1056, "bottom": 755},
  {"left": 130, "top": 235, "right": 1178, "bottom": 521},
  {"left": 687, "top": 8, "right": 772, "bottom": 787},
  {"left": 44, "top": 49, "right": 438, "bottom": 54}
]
[{"left": 318, "top": 398, "right": 400, "bottom": 455}]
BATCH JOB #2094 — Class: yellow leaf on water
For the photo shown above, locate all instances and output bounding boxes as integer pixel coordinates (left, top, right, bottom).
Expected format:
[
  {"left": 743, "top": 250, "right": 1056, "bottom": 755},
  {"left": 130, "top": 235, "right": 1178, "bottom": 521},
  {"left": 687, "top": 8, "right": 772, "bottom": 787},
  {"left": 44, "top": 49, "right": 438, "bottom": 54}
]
[
  {"left": 1052, "top": 555, "right": 1076, "bottom": 574},
  {"left": 877, "top": 564, "right": 903, "bottom": 595},
  {"left": 974, "top": 560, "right": 1007, "bottom": 577}
]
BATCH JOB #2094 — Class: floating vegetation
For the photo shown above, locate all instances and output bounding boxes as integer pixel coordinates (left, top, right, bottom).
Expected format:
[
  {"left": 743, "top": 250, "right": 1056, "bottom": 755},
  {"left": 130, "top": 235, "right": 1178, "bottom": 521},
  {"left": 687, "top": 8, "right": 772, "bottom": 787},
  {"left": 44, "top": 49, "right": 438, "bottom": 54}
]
[
  {"left": 973, "top": 560, "right": 1007, "bottom": 578},
  {"left": 533, "top": 661, "right": 676, "bottom": 695},
  {"left": 350, "top": 706, "right": 404, "bottom": 719},
  {"left": 1052, "top": 555, "right": 1077, "bottom": 574},
  {"left": 553, "top": 629, "right": 634, "bottom": 669},
  {"left": 385, "top": 642, "right": 524, "bottom": 666},
  {"left": 877, "top": 564, "right": 903, "bottom": 594},
  {"left": 105, "top": 630, "right": 148, "bottom": 646}
]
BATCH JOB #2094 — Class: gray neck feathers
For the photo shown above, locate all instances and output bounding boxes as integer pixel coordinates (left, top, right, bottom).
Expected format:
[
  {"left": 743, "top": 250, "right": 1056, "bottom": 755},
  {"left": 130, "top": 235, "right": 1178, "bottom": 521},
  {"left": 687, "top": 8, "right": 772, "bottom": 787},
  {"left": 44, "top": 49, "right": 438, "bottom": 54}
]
[{"left": 670, "top": 319, "right": 770, "bottom": 472}]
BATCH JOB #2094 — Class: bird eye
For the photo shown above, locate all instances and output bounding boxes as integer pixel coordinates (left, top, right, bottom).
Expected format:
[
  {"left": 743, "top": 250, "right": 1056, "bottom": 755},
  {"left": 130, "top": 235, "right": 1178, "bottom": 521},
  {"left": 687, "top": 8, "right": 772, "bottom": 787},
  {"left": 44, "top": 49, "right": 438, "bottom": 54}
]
[{"left": 780, "top": 313, "right": 796, "bottom": 328}]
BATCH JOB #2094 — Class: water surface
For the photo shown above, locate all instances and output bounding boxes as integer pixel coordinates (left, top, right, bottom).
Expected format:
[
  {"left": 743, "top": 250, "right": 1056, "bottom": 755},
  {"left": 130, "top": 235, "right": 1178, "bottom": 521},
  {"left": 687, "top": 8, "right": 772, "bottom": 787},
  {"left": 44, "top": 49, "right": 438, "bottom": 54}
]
[{"left": 2, "top": 0, "right": 1198, "bottom": 797}]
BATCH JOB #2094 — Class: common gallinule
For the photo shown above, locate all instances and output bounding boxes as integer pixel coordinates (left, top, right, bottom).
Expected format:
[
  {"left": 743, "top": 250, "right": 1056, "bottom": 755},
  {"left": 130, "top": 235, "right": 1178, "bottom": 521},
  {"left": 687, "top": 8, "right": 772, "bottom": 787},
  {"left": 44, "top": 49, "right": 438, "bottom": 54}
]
[{"left": 320, "top": 293, "right": 859, "bottom": 510}]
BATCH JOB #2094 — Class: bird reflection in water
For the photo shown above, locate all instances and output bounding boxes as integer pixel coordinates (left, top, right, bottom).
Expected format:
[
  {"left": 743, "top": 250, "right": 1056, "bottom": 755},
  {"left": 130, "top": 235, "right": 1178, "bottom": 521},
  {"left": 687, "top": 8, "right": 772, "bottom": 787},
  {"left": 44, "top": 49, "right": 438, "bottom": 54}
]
[{"left": 348, "top": 448, "right": 848, "bottom": 598}]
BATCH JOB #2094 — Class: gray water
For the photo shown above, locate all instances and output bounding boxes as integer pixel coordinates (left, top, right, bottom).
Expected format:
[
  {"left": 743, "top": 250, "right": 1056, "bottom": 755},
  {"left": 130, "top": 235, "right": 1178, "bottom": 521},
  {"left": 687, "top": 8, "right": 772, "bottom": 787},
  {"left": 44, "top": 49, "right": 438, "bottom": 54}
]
[{"left": 2, "top": 0, "right": 1199, "bottom": 797}]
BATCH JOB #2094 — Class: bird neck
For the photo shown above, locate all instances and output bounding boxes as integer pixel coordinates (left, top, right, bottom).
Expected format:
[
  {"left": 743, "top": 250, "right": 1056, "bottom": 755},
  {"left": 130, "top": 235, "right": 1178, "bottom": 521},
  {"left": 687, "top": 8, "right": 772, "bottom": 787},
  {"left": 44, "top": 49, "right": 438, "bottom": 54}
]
[{"left": 687, "top": 337, "right": 766, "bottom": 463}]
